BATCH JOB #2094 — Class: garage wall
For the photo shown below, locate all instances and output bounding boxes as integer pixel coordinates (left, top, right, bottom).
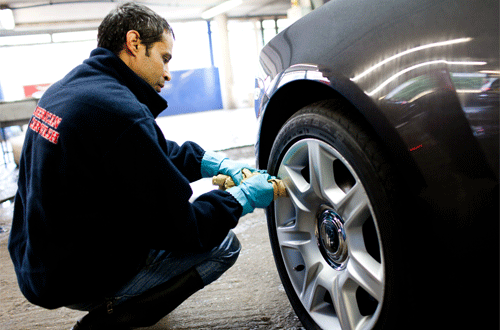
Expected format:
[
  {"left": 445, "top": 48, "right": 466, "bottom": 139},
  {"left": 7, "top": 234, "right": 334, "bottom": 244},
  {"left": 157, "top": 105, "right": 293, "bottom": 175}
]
[{"left": 0, "top": 18, "right": 288, "bottom": 109}]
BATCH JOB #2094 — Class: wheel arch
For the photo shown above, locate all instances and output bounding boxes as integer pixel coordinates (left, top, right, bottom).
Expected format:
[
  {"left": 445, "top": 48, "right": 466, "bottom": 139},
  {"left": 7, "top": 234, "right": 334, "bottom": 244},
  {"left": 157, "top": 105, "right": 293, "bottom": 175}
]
[
  {"left": 258, "top": 76, "right": 426, "bottom": 193},
  {"left": 257, "top": 79, "right": 336, "bottom": 169}
]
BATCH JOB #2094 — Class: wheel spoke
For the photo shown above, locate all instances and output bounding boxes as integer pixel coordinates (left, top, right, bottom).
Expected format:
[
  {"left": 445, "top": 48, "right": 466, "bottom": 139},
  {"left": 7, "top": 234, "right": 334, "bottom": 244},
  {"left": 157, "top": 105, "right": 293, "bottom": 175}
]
[
  {"left": 337, "top": 182, "right": 370, "bottom": 227},
  {"left": 280, "top": 164, "right": 317, "bottom": 212},
  {"left": 277, "top": 140, "right": 311, "bottom": 211},
  {"left": 276, "top": 222, "right": 311, "bottom": 250},
  {"left": 276, "top": 208, "right": 322, "bottom": 296},
  {"left": 332, "top": 271, "right": 360, "bottom": 330},
  {"left": 274, "top": 196, "right": 296, "bottom": 227},
  {"left": 339, "top": 183, "right": 384, "bottom": 301},
  {"left": 300, "top": 261, "right": 323, "bottom": 311},
  {"left": 347, "top": 252, "right": 384, "bottom": 302},
  {"left": 298, "top": 261, "right": 342, "bottom": 328},
  {"left": 308, "top": 140, "right": 337, "bottom": 199}
]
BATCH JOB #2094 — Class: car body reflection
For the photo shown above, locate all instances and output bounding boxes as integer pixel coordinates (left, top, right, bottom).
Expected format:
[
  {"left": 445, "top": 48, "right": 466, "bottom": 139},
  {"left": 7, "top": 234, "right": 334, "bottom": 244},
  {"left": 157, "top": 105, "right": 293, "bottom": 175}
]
[{"left": 257, "top": 1, "right": 498, "bottom": 225}]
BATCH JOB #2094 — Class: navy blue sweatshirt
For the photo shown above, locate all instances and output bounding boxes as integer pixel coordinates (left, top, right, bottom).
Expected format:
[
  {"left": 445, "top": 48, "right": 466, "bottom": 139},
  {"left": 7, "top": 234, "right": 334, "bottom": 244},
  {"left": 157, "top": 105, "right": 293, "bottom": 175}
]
[{"left": 8, "top": 48, "right": 242, "bottom": 309}]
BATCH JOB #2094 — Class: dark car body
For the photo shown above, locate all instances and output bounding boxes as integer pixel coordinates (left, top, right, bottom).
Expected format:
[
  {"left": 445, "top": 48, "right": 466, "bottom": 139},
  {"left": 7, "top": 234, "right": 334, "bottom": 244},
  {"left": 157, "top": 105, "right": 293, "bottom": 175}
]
[
  {"left": 255, "top": 0, "right": 498, "bottom": 328},
  {"left": 256, "top": 0, "right": 498, "bottom": 228}
]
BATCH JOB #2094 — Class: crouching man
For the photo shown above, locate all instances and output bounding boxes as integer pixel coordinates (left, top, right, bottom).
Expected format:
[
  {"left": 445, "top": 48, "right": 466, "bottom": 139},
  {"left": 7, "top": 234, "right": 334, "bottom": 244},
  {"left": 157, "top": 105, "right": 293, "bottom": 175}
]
[{"left": 8, "top": 3, "right": 274, "bottom": 329}]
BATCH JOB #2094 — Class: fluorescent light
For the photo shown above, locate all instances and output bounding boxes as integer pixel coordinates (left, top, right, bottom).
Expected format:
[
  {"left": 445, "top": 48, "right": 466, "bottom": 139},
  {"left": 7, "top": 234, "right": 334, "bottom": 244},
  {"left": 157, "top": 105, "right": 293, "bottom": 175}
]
[
  {"left": 0, "top": 8, "right": 15, "bottom": 30},
  {"left": 201, "top": 0, "right": 243, "bottom": 20},
  {"left": 0, "top": 34, "right": 51, "bottom": 46},
  {"left": 52, "top": 30, "right": 97, "bottom": 43}
]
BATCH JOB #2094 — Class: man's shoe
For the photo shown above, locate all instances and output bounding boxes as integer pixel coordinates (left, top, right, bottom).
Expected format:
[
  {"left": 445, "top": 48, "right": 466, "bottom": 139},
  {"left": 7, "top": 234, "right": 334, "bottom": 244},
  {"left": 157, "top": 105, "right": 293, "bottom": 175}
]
[
  {"left": 71, "top": 313, "right": 131, "bottom": 330},
  {"left": 70, "top": 267, "right": 204, "bottom": 329},
  {"left": 71, "top": 321, "right": 82, "bottom": 330}
]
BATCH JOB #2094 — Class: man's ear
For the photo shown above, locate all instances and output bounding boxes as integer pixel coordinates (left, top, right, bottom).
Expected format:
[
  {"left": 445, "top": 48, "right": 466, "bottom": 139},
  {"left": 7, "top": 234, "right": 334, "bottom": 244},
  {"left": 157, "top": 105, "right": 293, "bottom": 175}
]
[{"left": 124, "top": 30, "right": 141, "bottom": 56}]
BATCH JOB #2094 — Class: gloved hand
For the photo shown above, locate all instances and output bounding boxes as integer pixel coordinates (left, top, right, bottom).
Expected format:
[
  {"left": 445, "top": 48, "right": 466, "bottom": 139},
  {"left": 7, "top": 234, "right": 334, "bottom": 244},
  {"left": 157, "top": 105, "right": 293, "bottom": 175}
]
[
  {"left": 201, "top": 150, "right": 257, "bottom": 185},
  {"left": 227, "top": 173, "right": 275, "bottom": 216}
]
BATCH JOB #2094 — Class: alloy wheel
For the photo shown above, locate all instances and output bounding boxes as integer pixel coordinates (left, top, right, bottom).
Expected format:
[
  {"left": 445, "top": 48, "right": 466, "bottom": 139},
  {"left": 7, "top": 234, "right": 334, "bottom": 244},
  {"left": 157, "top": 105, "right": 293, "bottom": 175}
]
[{"left": 274, "top": 138, "right": 385, "bottom": 330}]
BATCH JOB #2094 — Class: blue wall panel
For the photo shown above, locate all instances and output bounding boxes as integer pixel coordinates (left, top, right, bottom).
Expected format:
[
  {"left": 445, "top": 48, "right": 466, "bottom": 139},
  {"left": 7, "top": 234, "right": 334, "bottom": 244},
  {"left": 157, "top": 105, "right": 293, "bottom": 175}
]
[{"left": 158, "top": 67, "right": 223, "bottom": 117}]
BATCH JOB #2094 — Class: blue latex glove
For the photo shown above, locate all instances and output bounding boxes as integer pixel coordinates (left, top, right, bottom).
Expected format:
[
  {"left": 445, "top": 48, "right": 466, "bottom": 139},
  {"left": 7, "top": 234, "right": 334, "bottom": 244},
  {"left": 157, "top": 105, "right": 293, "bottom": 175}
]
[
  {"left": 218, "top": 158, "right": 257, "bottom": 185},
  {"left": 227, "top": 173, "right": 274, "bottom": 216},
  {"left": 201, "top": 150, "right": 257, "bottom": 185}
]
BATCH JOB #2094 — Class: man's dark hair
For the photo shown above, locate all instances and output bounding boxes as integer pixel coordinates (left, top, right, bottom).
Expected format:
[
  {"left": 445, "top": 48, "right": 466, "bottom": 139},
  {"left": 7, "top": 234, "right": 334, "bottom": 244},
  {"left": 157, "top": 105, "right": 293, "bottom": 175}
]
[{"left": 98, "top": 2, "right": 174, "bottom": 56}]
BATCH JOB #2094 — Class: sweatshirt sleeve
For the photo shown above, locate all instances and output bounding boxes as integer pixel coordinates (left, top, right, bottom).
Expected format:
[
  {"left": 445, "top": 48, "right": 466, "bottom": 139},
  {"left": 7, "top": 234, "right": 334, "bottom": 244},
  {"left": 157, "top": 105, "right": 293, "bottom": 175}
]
[
  {"left": 103, "top": 118, "right": 242, "bottom": 252},
  {"left": 161, "top": 137, "right": 205, "bottom": 183}
]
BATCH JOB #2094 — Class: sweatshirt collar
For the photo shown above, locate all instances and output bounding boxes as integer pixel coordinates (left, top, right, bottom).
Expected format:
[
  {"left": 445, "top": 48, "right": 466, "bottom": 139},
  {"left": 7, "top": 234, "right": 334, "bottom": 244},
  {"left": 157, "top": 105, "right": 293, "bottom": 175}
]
[{"left": 85, "top": 47, "right": 168, "bottom": 118}]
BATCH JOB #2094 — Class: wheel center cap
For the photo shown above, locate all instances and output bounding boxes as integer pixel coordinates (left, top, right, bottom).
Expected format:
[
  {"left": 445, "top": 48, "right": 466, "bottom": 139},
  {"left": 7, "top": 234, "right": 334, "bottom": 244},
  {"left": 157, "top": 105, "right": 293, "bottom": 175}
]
[{"left": 316, "top": 206, "right": 348, "bottom": 270}]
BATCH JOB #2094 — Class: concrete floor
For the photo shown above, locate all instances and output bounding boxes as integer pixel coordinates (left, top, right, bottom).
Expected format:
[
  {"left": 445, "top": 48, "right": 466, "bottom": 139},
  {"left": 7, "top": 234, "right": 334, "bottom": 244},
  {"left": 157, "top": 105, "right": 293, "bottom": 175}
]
[{"left": 0, "top": 146, "right": 305, "bottom": 329}]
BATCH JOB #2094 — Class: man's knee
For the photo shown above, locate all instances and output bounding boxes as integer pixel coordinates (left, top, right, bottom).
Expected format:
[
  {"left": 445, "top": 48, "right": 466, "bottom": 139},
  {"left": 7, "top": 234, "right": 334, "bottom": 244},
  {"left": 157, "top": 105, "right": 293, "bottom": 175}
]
[{"left": 196, "top": 231, "right": 241, "bottom": 286}]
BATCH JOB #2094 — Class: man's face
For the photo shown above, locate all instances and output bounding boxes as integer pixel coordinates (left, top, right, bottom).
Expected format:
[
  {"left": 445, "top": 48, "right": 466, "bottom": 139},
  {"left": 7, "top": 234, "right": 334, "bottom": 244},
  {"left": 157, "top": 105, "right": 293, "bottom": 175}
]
[{"left": 133, "top": 31, "right": 174, "bottom": 93}]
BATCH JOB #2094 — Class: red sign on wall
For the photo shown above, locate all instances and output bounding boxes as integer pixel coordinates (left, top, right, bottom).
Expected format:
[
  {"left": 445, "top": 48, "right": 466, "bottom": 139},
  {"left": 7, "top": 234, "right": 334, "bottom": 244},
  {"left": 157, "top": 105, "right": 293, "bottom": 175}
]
[{"left": 23, "top": 83, "right": 51, "bottom": 98}]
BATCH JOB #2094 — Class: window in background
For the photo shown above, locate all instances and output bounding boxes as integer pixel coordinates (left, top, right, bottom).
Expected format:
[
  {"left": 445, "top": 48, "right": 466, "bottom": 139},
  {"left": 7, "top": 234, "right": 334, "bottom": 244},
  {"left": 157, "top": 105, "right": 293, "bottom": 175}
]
[
  {"left": 260, "top": 18, "right": 291, "bottom": 46},
  {"left": 0, "top": 38, "right": 97, "bottom": 101},
  {"left": 168, "top": 21, "right": 212, "bottom": 71}
]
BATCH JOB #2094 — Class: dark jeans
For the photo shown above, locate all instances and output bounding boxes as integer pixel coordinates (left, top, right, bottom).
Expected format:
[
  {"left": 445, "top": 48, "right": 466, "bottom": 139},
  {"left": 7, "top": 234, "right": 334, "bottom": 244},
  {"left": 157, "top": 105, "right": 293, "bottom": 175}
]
[{"left": 68, "top": 230, "right": 241, "bottom": 312}]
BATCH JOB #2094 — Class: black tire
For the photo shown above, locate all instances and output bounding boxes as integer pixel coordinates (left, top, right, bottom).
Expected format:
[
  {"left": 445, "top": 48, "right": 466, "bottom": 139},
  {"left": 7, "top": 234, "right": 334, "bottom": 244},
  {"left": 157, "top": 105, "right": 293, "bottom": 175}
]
[{"left": 266, "top": 100, "right": 406, "bottom": 330}]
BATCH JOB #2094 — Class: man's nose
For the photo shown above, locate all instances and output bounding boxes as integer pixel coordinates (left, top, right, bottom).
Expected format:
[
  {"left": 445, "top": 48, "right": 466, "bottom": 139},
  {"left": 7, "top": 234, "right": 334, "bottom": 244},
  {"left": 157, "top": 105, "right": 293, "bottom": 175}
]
[{"left": 164, "top": 65, "right": 171, "bottom": 82}]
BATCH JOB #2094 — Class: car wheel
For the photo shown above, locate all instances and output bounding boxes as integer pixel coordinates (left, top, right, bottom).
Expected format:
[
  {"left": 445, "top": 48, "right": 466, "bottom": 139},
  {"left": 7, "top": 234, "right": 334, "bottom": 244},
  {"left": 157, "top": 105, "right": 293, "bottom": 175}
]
[{"left": 266, "top": 100, "right": 404, "bottom": 330}]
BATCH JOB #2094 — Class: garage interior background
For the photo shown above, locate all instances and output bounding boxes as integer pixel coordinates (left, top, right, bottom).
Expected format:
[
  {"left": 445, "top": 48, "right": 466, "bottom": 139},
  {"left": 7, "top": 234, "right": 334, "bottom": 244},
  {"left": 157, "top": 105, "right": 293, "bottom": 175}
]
[{"left": 0, "top": 0, "right": 328, "bottom": 113}]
